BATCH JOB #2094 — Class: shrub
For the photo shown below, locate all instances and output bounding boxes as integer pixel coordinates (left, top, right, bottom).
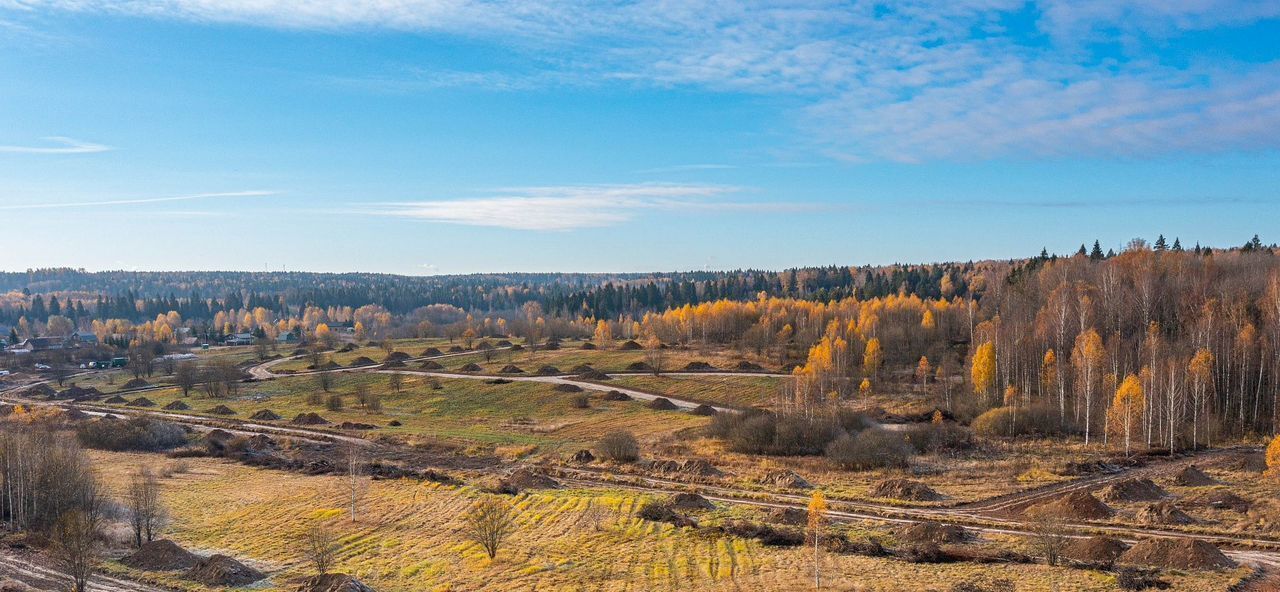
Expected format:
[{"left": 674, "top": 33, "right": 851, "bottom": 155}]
[
  {"left": 902, "top": 422, "right": 975, "bottom": 453},
  {"left": 709, "top": 409, "right": 871, "bottom": 456},
  {"left": 76, "top": 418, "right": 187, "bottom": 452},
  {"left": 972, "top": 405, "right": 1070, "bottom": 438},
  {"left": 596, "top": 430, "right": 639, "bottom": 463},
  {"left": 571, "top": 394, "right": 590, "bottom": 409},
  {"left": 825, "top": 429, "right": 911, "bottom": 471},
  {"left": 305, "top": 392, "right": 325, "bottom": 406},
  {"left": 325, "top": 394, "right": 344, "bottom": 412}
]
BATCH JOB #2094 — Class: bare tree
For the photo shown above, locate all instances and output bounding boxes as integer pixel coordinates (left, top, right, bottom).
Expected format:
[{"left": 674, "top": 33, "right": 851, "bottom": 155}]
[
  {"left": 345, "top": 443, "right": 367, "bottom": 523},
  {"left": 300, "top": 524, "right": 338, "bottom": 576},
  {"left": 464, "top": 495, "right": 518, "bottom": 560},
  {"left": 53, "top": 509, "right": 98, "bottom": 592},
  {"left": 643, "top": 336, "right": 665, "bottom": 376},
  {"left": 387, "top": 372, "right": 403, "bottom": 392},
  {"left": 174, "top": 361, "right": 198, "bottom": 397},
  {"left": 1028, "top": 514, "right": 1069, "bottom": 567},
  {"left": 127, "top": 466, "right": 165, "bottom": 547},
  {"left": 316, "top": 370, "right": 334, "bottom": 393}
]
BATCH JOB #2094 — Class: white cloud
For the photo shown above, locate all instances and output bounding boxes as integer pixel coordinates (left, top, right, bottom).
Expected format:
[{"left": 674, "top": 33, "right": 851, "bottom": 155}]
[
  {"left": 0, "top": 190, "right": 279, "bottom": 210},
  {"left": 0, "top": 136, "right": 112, "bottom": 154},
  {"left": 367, "top": 183, "right": 799, "bottom": 230}
]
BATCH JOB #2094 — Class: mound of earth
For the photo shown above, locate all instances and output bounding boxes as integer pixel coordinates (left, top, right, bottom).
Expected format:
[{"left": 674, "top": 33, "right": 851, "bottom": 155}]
[
  {"left": 382, "top": 360, "right": 406, "bottom": 368},
  {"left": 292, "top": 412, "right": 330, "bottom": 425},
  {"left": 419, "top": 360, "right": 443, "bottom": 370},
  {"left": 458, "top": 363, "right": 482, "bottom": 372},
  {"left": 580, "top": 342, "right": 597, "bottom": 350},
  {"left": 1119, "top": 538, "right": 1235, "bottom": 570},
  {"left": 1193, "top": 489, "right": 1251, "bottom": 512},
  {"left": 503, "top": 468, "right": 560, "bottom": 490},
  {"left": 542, "top": 341, "right": 561, "bottom": 351},
  {"left": 205, "top": 429, "right": 235, "bottom": 442},
  {"left": 1171, "top": 465, "right": 1217, "bottom": 486},
  {"left": 689, "top": 404, "right": 717, "bottom": 416},
  {"left": 349, "top": 357, "right": 377, "bottom": 367},
  {"left": 103, "top": 395, "right": 128, "bottom": 404},
  {"left": 421, "top": 347, "right": 443, "bottom": 357},
  {"left": 1063, "top": 536, "right": 1127, "bottom": 565},
  {"left": 338, "top": 422, "right": 378, "bottom": 430},
  {"left": 870, "top": 479, "right": 941, "bottom": 501},
  {"left": 496, "top": 340, "right": 513, "bottom": 347},
  {"left": 1136, "top": 502, "right": 1196, "bottom": 525},
  {"left": 898, "top": 521, "right": 968, "bottom": 544},
  {"left": 1100, "top": 478, "right": 1168, "bottom": 502},
  {"left": 120, "top": 539, "right": 200, "bottom": 571},
  {"left": 164, "top": 400, "right": 191, "bottom": 410},
  {"left": 758, "top": 470, "right": 813, "bottom": 490},
  {"left": 295, "top": 573, "right": 376, "bottom": 592},
  {"left": 578, "top": 369, "right": 611, "bottom": 380},
  {"left": 0, "top": 578, "right": 35, "bottom": 592},
  {"left": 448, "top": 346, "right": 465, "bottom": 353},
  {"left": 637, "top": 501, "right": 696, "bottom": 528},
  {"left": 618, "top": 340, "right": 643, "bottom": 350},
  {"left": 249, "top": 409, "right": 281, "bottom": 421},
  {"left": 485, "top": 378, "right": 512, "bottom": 385},
  {"left": 734, "top": 361, "right": 765, "bottom": 371},
  {"left": 385, "top": 351, "right": 411, "bottom": 361},
  {"left": 570, "top": 449, "right": 595, "bottom": 463},
  {"left": 121, "top": 378, "right": 150, "bottom": 389},
  {"left": 184, "top": 554, "right": 264, "bottom": 586},
  {"left": 499, "top": 365, "right": 524, "bottom": 374},
  {"left": 669, "top": 493, "right": 715, "bottom": 511},
  {"left": 569, "top": 364, "right": 595, "bottom": 373},
  {"left": 683, "top": 361, "right": 715, "bottom": 371},
  {"left": 58, "top": 385, "right": 103, "bottom": 400},
  {"left": 206, "top": 405, "right": 236, "bottom": 415},
  {"left": 602, "top": 390, "right": 632, "bottom": 401},
  {"left": 387, "top": 420, "right": 402, "bottom": 427},
  {"left": 536, "top": 365, "right": 561, "bottom": 375},
  {"left": 318, "top": 361, "right": 341, "bottom": 370},
  {"left": 338, "top": 343, "right": 357, "bottom": 353},
  {"left": 626, "top": 362, "right": 653, "bottom": 372},
  {"left": 767, "top": 507, "right": 807, "bottom": 526},
  {"left": 647, "top": 397, "right": 678, "bottom": 410},
  {"left": 1023, "top": 491, "right": 1114, "bottom": 521},
  {"left": 1227, "top": 452, "right": 1268, "bottom": 473},
  {"left": 25, "top": 384, "right": 57, "bottom": 398},
  {"left": 646, "top": 459, "right": 724, "bottom": 477},
  {"left": 127, "top": 397, "right": 156, "bottom": 407},
  {"left": 553, "top": 383, "right": 584, "bottom": 393},
  {"left": 509, "top": 344, "right": 524, "bottom": 351}
]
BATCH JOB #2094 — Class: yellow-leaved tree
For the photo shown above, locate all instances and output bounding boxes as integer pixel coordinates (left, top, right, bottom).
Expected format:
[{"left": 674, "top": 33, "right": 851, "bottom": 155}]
[
  {"left": 862, "top": 338, "right": 882, "bottom": 382},
  {"left": 970, "top": 342, "right": 996, "bottom": 404},
  {"left": 1107, "top": 374, "right": 1145, "bottom": 455},
  {"left": 593, "top": 320, "right": 612, "bottom": 348},
  {"left": 1266, "top": 434, "right": 1280, "bottom": 478},
  {"left": 807, "top": 491, "right": 827, "bottom": 589}
]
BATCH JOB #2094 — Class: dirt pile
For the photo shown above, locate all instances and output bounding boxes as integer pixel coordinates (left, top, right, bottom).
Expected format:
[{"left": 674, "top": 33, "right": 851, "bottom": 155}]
[
  {"left": 1062, "top": 536, "right": 1127, "bottom": 566},
  {"left": 496, "top": 340, "right": 513, "bottom": 347},
  {"left": 619, "top": 340, "right": 642, "bottom": 350},
  {"left": 294, "top": 573, "right": 376, "bottom": 592},
  {"left": 384, "top": 351, "right": 411, "bottom": 361},
  {"left": 647, "top": 397, "right": 678, "bottom": 410},
  {"left": 626, "top": 362, "right": 653, "bottom": 372},
  {"left": 1171, "top": 465, "right": 1217, "bottom": 486},
  {"left": 382, "top": 360, "right": 406, "bottom": 368},
  {"left": 127, "top": 397, "right": 156, "bottom": 407},
  {"left": 689, "top": 404, "right": 717, "bottom": 416},
  {"left": 448, "top": 346, "right": 465, "bottom": 353},
  {"left": 870, "top": 479, "right": 942, "bottom": 501},
  {"left": 1119, "top": 538, "right": 1235, "bottom": 570},
  {"left": 683, "top": 361, "right": 715, "bottom": 371},
  {"left": 338, "top": 422, "right": 378, "bottom": 430},
  {"left": 164, "top": 400, "right": 191, "bottom": 410},
  {"left": 570, "top": 449, "right": 595, "bottom": 463},
  {"left": 498, "top": 365, "right": 524, "bottom": 374},
  {"left": 121, "top": 378, "right": 150, "bottom": 389},
  {"left": 646, "top": 459, "right": 723, "bottom": 477},
  {"left": 580, "top": 341, "right": 597, "bottom": 350},
  {"left": 24, "top": 384, "right": 57, "bottom": 398},
  {"left": 1136, "top": 502, "right": 1196, "bottom": 525},
  {"left": 292, "top": 412, "right": 330, "bottom": 425},
  {"left": 898, "top": 522, "right": 967, "bottom": 544},
  {"left": 1193, "top": 489, "right": 1251, "bottom": 512},
  {"left": 1227, "top": 452, "right": 1268, "bottom": 473},
  {"left": 338, "top": 343, "right": 357, "bottom": 353},
  {"left": 249, "top": 409, "right": 281, "bottom": 421},
  {"left": 734, "top": 361, "right": 765, "bottom": 371},
  {"left": 1023, "top": 491, "right": 1114, "bottom": 520},
  {"left": 535, "top": 365, "right": 561, "bottom": 375},
  {"left": 316, "top": 361, "right": 341, "bottom": 370},
  {"left": 421, "top": 347, "right": 443, "bottom": 357},
  {"left": 758, "top": 470, "right": 813, "bottom": 490},
  {"left": 484, "top": 378, "right": 512, "bottom": 385},
  {"left": 553, "top": 383, "right": 584, "bottom": 393},
  {"left": 103, "top": 395, "right": 128, "bottom": 404},
  {"left": 206, "top": 405, "right": 236, "bottom": 415},
  {"left": 1100, "top": 478, "right": 1168, "bottom": 502},
  {"left": 578, "top": 369, "right": 611, "bottom": 380},
  {"left": 570, "top": 364, "right": 595, "bottom": 373},
  {"left": 184, "top": 554, "right": 265, "bottom": 586},
  {"left": 767, "top": 507, "right": 807, "bottom": 526},
  {"left": 349, "top": 356, "right": 377, "bottom": 367},
  {"left": 458, "top": 363, "right": 482, "bottom": 372},
  {"left": 668, "top": 493, "right": 715, "bottom": 511},
  {"left": 419, "top": 360, "right": 443, "bottom": 370},
  {"left": 502, "top": 468, "right": 560, "bottom": 491},
  {"left": 120, "top": 539, "right": 200, "bottom": 571},
  {"left": 601, "top": 390, "right": 632, "bottom": 401}
]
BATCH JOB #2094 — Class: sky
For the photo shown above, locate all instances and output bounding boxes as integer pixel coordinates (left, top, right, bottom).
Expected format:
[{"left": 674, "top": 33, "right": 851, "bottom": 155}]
[{"left": 1, "top": 1, "right": 1279, "bottom": 275}]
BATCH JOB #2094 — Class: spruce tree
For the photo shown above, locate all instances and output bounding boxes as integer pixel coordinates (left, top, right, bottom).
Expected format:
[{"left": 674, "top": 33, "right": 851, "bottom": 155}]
[
  {"left": 1090, "top": 240, "right": 1104, "bottom": 261},
  {"left": 1154, "top": 235, "right": 1167, "bottom": 251}
]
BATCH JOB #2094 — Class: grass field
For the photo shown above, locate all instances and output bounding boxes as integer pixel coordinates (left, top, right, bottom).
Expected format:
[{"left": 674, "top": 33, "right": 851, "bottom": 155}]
[
  {"left": 603, "top": 374, "right": 786, "bottom": 409},
  {"left": 88, "top": 451, "right": 1244, "bottom": 592}
]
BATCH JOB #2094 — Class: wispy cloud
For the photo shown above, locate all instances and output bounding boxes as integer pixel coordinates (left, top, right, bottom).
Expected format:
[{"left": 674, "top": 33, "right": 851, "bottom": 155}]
[
  {"left": 635, "top": 164, "right": 738, "bottom": 174},
  {"left": 0, "top": 136, "right": 112, "bottom": 154},
  {"left": 365, "top": 183, "right": 804, "bottom": 230},
  {"left": 0, "top": 190, "right": 280, "bottom": 210}
]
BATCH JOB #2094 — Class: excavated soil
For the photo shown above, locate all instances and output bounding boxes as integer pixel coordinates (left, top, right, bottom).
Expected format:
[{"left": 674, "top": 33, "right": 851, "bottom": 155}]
[
  {"left": 499, "top": 365, "right": 524, "bottom": 374},
  {"left": 553, "top": 383, "right": 584, "bottom": 393},
  {"left": 578, "top": 369, "right": 611, "bottom": 380},
  {"left": 668, "top": 493, "right": 715, "bottom": 511},
  {"left": 569, "top": 364, "right": 595, "bottom": 373},
  {"left": 184, "top": 554, "right": 264, "bottom": 586},
  {"left": 734, "top": 361, "right": 765, "bottom": 371},
  {"left": 205, "top": 405, "right": 236, "bottom": 415},
  {"left": 626, "top": 362, "right": 653, "bottom": 372},
  {"left": 1135, "top": 502, "right": 1196, "bottom": 525},
  {"left": 458, "top": 363, "right": 482, "bottom": 372},
  {"left": 120, "top": 540, "right": 200, "bottom": 571},
  {"left": 421, "top": 348, "right": 443, "bottom": 357},
  {"left": 618, "top": 340, "right": 642, "bottom": 350},
  {"left": 292, "top": 412, "right": 330, "bottom": 425},
  {"left": 602, "top": 390, "right": 632, "bottom": 401},
  {"left": 502, "top": 468, "right": 560, "bottom": 490},
  {"left": 535, "top": 365, "right": 561, "bottom": 375},
  {"left": 647, "top": 397, "right": 678, "bottom": 410},
  {"left": 163, "top": 400, "right": 190, "bottom": 410},
  {"left": 249, "top": 409, "right": 281, "bottom": 421},
  {"left": 294, "top": 573, "right": 376, "bottom": 592},
  {"left": 127, "top": 397, "right": 156, "bottom": 407},
  {"left": 689, "top": 404, "right": 717, "bottom": 416},
  {"left": 1118, "top": 538, "right": 1235, "bottom": 570},
  {"left": 349, "top": 357, "right": 377, "bottom": 367},
  {"left": 1193, "top": 489, "right": 1252, "bottom": 512},
  {"left": 1099, "top": 478, "right": 1168, "bottom": 502},
  {"left": 758, "top": 470, "right": 813, "bottom": 490},
  {"left": 1023, "top": 491, "right": 1114, "bottom": 521},
  {"left": 1171, "top": 465, "right": 1217, "bottom": 486},
  {"left": 870, "top": 479, "right": 942, "bottom": 501},
  {"left": 419, "top": 360, "right": 443, "bottom": 370},
  {"left": 103, "top": 395, "right": 128, "bottom": 404},
  {"left": 121, "top": 378, "right": 150, "bottom": 389},
  {"left": 683, "top": 361, "right": 716, "bottom": 371},
  {"left": 1062, "top": 536, "right": 1127, "bottom": 565},
  {"left": 898, "top": 521, "right": 968, "bottom": 544}
]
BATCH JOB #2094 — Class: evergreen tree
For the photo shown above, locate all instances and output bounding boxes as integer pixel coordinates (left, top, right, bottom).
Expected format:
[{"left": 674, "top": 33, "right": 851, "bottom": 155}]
[
  {"left": 1089, "top": 240, "right": 1104, "bottom": 261},
  {"left": 1076, "top": 244, "right": 1087, "bottom": 256},
  {"left": 1172, "top": 237, "right": 1183, "bottom": 251},
  {"left": 1154, "top": 235, "right": 1167, "bottom": 251}
]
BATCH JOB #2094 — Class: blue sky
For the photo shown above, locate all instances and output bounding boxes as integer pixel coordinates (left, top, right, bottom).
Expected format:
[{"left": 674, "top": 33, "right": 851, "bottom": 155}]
[{"left": 1, "top": 1, "right": 1278, "bottom": 274}]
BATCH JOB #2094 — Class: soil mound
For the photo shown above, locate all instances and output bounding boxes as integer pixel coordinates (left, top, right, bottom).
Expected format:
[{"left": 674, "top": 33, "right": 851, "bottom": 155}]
[
  {"left": 127, "top": 397, "right": 156, "bottom": 407},
  {"left": 683, "top": 361, "right": 715, "bottom": 371},
  {"left": 206, "top": 429, "right": 235, "bottom": 442},
  {"left": 249, "top": 409, "right": 281, "bottom": 421},
  {"left": 509, "top": 344, "right": 524, "bottom": 351},
  {"left": 448, "top": 346, "right": 465, "bottom": 353},
  {"left": 103, "top": 395, "right": 128, "bottom": 404},
  {"left": 1024, "top": 491, "right": 1114, "bottom": 521},
  {"left": 25, "top": 384, "right": 58, "bottom": 398},
  {"left": 570, "top": 449, "right": 595, "bottom": 463},
  {"left": 870, "top": 479, "right": 941, "bottom": 501},
  {"left": 767, "top": 507, "right": 807, "bottom": 526},
  {"left": 758, "top": 470, "right": 813, "bottom": 490},
  {"left": 1136, "top": 502, "right": 1195, "bottom": 525},
  {"left": 496, "top": 340, "right": 513, "bottom": 347},
  {"left": 419, "top": 360, "right": 443, "bottom": 370},
  {"left": 292, "top": 412, "right": 330, "bottom": 425},
  {"left": 669, "top": 493, "right": 715, "bottom": 511},
  {"left": 1063, "top": 536, "right": 1127, "bottom": 565},
  {"left": 647, "top": 397, "right": 678, "bottom": 410},
  {"left": 578, "top": 369, "right": 611, "bottom": 380},
  {"left": 1119, "top": 538, "right": 1235, "bottom": 570},
  {"left": 184, "top": 554, "right": 264, "bottom": 586},
  {"left": 619, "top": 340, "right": 642, "bottom": 350},
  {"left": 349, "top": 356, "right": 377, "bottom": 367},
  {"left": 1227, "top": 452, "right": 1268, "bottom": 473},
  {"left": 295, "top": 574, "right": 376, "bottom": 592},
  {"left": 484, "top": 378, "right": 512, "bottom": 385},
  {"left": 338, "top": 421, "right": 378, "bottom": 430},
  {"left": 569, "top": 363, "right": 594, "bottom": 373},
  {"left": 1171, "top": 465, "right": 1216, "bottom": 486},
  {"left": 384, "top": 351, "right": 410, "bottom": 361},
  {"left": 689, "top": 404, "right": 717, "bottom": 416},
  {"left": 57, "top": 385, "right": 103, "bottom": 400},
  {"left": 458, "top": 363, "right": 482, "bottom": 372},
  {"left": 121, "top": 378, "right": 150, "bottom": 389},
  {"left": 602, "top": 390, "right": 632, "bottom": 401},
  {"left": 553, "top": 383, "right": 584, "bottom": 393},
  {"left": 734, "top": 361, "right": 765, "bottom": 371},
  {"left": 317, "top": 361, "right": 341, "bottom": 370},
  {"left": 580, "top": 342, "right": 597, "bottom": 350},
  {"left": 646, "top": 459, "right": 724, "bottom": 477},
  {"left": 898, "top": 521, "right": 967, "bottom": 544},
  {"left": 536, "top": 365, "right": 561, "bottom": 375},
  {"left": 338, "top": 343, "right": 357, "bottom": 353},
  {"left": 206, "top": 405, "right": 236, "bottom": 415},
  {"left": 120, "top": 539, "right": 200, "bottom": 571},
  {"left": 503, "top": 468, "right": 560, "bottom": 490},
  {"left": 382, "top": 360, "right": 406, "bottom": 368},
  {"left": 421, "top": 347, "right": 443, "bottom": 357},
  {"left": 163, "top": 400, "right": 190, "bottom": 411},
  {"left": 626, "top": 362, "right": 653, "bottom": 372},
  {"left": 1193, "top": 489, "right": 1251, "bottom": 512},
  {"left": 499, "top": 365, "right": 524, "bottom": 374},
  {"left": 1100, "top": 478, "right": 1168, "bottom": 502}
]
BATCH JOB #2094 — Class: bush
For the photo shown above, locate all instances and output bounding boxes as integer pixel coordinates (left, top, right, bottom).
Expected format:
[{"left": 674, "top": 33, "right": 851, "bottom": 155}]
[
  {"left": 709, "top": 409, "right": 871, "bottom": 456},
  {"left": 972, "top": 406, "right": 1070, "bottom": 438},
  {"left": 76, "top": 417, "right": 187, "bottom": 452},
  {"left": 570, "top": 394, "right": 590, "bottom": 409},
  {"left": 825, "top": 428, "right": 912, "bottom": 471},
  {"left": 902, "top": 422, "right": 975, "bottom": 453},
  {"left": 305, "top": 392, "right": 325, "bottom": 406},
  {"left": 1116, "top": 568, "right": 1170, "bottom": 591},
  {"left": 325, "top": 394, "right": 344, "bottom": 412},
  {"left": 596, "top": 430, "right": 639, "bottom": 463}
]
